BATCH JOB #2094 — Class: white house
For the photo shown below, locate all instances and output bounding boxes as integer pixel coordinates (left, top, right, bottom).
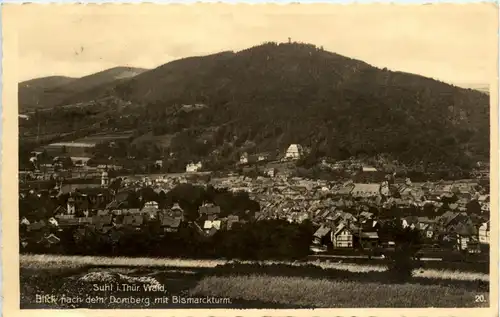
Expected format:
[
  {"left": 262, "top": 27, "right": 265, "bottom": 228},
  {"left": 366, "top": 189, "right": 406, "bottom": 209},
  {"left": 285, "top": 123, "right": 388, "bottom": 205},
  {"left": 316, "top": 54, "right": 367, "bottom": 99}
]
[
  {"left": 265, "top": 168, "right": 277, "bottom": 178},
  {"left": 67, "top": 197, "right": 76, "bottom": 215},
  {"left": 257, "top": 154, "right": 268, "bottom": 162},
  {"left": 479, "top": 222, "right": 490, "bottom": 244},
  {"left": 143, "top": 201, "right": 159, "bottom": 210},
  {"left": 240, "top": 153, "right": 249, "bottom": 164},
  {"left": 72, "top": 157, "right": 91, "bottom": 167},
  {"left": 186, "top": 162, "right": 202, "bottom": 173},
  {"left": 331, "top": 224, "right": 354, "bottom": 248},
  {"left": 101, "top": 171, "right": 109, "bottom": 187},
  {"left": 284, "top": 144, "right": 304, "bottom": 160},
  {"left": 380, "top": 181, "right": 390, "bottom": 196}
]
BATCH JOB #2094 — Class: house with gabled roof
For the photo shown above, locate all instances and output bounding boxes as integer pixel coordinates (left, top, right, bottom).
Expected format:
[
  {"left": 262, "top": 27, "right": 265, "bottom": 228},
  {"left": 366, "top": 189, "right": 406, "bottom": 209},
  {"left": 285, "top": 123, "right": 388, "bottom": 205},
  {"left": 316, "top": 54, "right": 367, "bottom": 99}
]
[
  {"left": 358, "top": 211, "right": 374, "bottom": 223},
  {"left": 334, "top": 184, "right": 355, "bottom": 196},
  {"left": 437, "top": 211, "right": 460, "bottom": 228},
  {"left": 434, "top": 182, "right": 454, "bottom": 192},
  {"left": 351, "top": 183, "right": 380, "bottom": 198},
  {"left": 480, "top": 201, "right": 490, "bottom": 213},
  {"left": 454, "top": 222, "right": 479, "bottom": 252},
  {"left": 316, "top": 208, "right": 334, "bottom": 221},
  {"left": 239, "top": 152, "right": 251, "bottom": 165},
  {"left": 331, "top": 223, "right": 354, "bottom": 248},
  {"left": 340, "top": 211, "right": 357, "bottom": 224},
  {"left": 202, "top": 220, "right": 222, "bottom": 236},
  {"left": 402, "top": 216, "right": 419, "bottom": 230},
  {"left": 356, "top": 231, "right": 380, "bottom": 249},
  {"left": 478, "top": 194, "right": 490, "bottom": 203},
  {"left": 479, "top": 221, "right": 490, "bottom": 244},
  {"left": 186, "top": 162, "right": 202, "bottom": 173},
  {"left": 313, "top": 225, "right": 331, "bottom": 245},
  {"left": 416, "top": 216, "right": 436, "bottom": 236},
  {"left": 122, "top": 214, "right": 144, "bottom": 227},
  {"left": 53, "top": 205, "right": 68, "bottom": 216},
  {"left": 284, "top": 144, "right": 304, "bottom": 160},
  {"left": 112, "top": 208, "right": 141, "bottom": 215},
  {"left": 55, "top": 214, "right": 79, "bottom": 226},
  {"left": 141, "top": 201, "right": 159, "bottom": 217},
  {"left": 199, "top": 203, "right": 221, "bottom": 221},
  {"left": 160, "top": 215, "right": 182, "bottom": 232},
  {"left": 167, "top": 203, "right": 184, "bottom": 219},
  {"left": 105, "top": 200, "right": 126, "bottom": 211}
]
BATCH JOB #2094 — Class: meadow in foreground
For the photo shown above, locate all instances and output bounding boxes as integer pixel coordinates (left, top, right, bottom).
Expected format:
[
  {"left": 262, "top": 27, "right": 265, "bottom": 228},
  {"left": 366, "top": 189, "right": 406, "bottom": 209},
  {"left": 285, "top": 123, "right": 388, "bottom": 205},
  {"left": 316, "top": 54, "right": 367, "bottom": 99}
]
[
  {"left": 20, "top": 254, "right": 490, "bottom": 308},
  {"left": 191, "top": 275, "right": 489, "bottom": 308}
]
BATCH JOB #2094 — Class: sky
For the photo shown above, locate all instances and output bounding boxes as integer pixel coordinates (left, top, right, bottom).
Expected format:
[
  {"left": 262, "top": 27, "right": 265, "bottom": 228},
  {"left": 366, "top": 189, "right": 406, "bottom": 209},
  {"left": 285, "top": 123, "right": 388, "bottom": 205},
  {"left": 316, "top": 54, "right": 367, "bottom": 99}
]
[{"left": 13, "top": 4, "right": 498, "bottom": 87}]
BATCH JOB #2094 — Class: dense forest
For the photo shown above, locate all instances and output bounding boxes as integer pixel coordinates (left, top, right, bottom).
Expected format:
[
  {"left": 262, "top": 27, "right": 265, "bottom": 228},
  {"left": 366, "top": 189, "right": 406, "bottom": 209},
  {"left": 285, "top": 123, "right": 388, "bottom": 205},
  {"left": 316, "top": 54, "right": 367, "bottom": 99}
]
[{"left": 19, "top": 42, "right": 490, "bottom": 170}]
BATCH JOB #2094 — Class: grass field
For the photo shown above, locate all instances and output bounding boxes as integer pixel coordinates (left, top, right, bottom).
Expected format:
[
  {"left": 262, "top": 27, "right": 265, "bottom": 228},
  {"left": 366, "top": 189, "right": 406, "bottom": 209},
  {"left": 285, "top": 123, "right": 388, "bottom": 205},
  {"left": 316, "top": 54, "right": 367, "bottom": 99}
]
[
  {"left": 20, "top": 254, "right": 489, "bottom": 282},
  {"left": 191, "top": 275, "right": 489, "bottom": 308},
  {"left": 19, "top": 254, "right": 490, "bottom": 308}
]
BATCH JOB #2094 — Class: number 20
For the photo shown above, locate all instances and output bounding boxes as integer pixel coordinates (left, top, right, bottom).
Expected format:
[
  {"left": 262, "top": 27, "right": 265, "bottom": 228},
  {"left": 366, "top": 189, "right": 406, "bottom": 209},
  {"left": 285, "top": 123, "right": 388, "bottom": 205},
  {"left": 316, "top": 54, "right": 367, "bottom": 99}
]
[{"left": 475, "top": 295, "right": 486, "bottom": 303}]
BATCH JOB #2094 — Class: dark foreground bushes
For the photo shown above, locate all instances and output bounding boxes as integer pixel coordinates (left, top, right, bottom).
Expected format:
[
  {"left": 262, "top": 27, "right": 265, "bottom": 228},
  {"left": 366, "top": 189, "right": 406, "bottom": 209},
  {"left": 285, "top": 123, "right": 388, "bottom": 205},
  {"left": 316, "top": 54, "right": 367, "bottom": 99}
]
[{"left": 20, "top": 219, "right": 314, "bottom": 261}]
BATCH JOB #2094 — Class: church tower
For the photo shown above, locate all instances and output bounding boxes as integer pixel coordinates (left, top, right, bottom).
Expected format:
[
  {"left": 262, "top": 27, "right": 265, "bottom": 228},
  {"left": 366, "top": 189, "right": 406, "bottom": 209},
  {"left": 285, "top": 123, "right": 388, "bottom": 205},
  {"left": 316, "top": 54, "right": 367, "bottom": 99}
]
[{"left": 67, "top": 196, "right": 76, "bottom": 215}]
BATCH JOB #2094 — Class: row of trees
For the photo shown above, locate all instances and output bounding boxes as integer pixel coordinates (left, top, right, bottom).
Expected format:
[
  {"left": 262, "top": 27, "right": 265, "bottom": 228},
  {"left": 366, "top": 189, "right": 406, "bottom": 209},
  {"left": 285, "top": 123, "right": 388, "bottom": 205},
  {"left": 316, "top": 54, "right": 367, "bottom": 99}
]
[
  {"left": 21, "top": 219, "right": 315, "bottom": 260},
  {"left": 20, "top": 215, "right": 425, "bottom": 283}
]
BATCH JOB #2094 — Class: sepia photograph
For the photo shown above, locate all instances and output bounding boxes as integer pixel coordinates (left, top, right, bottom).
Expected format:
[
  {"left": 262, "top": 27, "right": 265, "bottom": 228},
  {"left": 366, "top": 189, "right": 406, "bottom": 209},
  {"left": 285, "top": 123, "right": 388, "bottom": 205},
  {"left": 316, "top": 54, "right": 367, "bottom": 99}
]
[{"left": 2, "top": 3, "right": 498, "bottom": 313}]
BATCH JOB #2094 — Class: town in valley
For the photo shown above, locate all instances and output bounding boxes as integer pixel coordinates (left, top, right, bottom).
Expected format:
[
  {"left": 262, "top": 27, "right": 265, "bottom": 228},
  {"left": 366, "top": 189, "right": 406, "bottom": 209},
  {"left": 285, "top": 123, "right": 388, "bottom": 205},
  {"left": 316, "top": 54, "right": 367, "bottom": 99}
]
[
  {"left": 19, "top": 130, "right": 491, "bottom": 261},
  {"left": 15, "top": 29, "right": 493, "bottom": 308}
]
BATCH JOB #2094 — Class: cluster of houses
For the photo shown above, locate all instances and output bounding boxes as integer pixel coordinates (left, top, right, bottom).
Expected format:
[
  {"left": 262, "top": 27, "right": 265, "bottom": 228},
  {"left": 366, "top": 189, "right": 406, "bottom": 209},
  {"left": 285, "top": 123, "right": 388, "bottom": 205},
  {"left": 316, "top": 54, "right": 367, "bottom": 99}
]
[
  {"left": 22, "top": 143, "right": 307, "bottom": 179},
  {"left": 311, "top": 209, "right": 489, "bottom": 254},
  {"left": 19, "top": 176, "right": 247, "bottom": 247},
  {"left": 19, "top": 165, "right": 491, "bottom": 255},
  {"left": 206, "top": 173, "right": 490, "bottom": 254},
  {"left": 186, "top": 143, "right": 305, "bottom": 173},
  {"left": 20, "top": 196, "right": 248, "bottom": 249},
  {"left": 19, "top": 142, "right": 491, "bottom": 254}
]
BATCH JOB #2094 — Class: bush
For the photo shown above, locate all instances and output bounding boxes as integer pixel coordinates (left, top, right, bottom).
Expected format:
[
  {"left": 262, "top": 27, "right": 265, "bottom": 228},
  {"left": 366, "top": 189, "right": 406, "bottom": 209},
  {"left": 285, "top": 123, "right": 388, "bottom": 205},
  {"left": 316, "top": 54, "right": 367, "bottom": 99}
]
[
  {"left": 386, "top": 226, "right": 421, "bottom": 282},
  {"left": 387, "top": 249, "right": 415, "bottom": 282}
]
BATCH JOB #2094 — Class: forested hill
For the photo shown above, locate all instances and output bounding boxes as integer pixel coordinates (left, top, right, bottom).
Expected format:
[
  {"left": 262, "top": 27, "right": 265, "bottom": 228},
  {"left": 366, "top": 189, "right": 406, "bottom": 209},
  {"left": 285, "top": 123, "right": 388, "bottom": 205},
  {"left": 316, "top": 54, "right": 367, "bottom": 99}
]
[
  {"left": 28, "top": 42, "right": 491, "bottom": 168},
  {"left": 19, "top": 67, "right": 147, "bottom": 111}
]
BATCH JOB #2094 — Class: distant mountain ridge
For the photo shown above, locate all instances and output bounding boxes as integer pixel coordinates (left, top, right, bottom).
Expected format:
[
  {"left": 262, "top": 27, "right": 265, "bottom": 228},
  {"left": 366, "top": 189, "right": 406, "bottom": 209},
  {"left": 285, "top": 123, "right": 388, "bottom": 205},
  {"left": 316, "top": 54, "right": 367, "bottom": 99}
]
[
  {"left": 20, "top": 76, "right": 77, "bottom": 90},
  {"left": 21, "top": 42, "right": 490, "bottom": 168},
  {"left": 19, "top": 67, "right": 148, "bottom": 111},
  {"left": 455, "top": 83, "right": 490, "bottom": 95}
]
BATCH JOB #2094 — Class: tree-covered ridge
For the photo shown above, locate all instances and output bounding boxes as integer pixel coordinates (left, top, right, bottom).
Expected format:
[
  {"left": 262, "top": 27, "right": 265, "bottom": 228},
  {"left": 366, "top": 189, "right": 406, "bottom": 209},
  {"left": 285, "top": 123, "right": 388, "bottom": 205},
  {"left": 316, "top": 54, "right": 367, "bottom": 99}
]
[{"left": 20, "top": 42, "right": 490, "bottom": 169}]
